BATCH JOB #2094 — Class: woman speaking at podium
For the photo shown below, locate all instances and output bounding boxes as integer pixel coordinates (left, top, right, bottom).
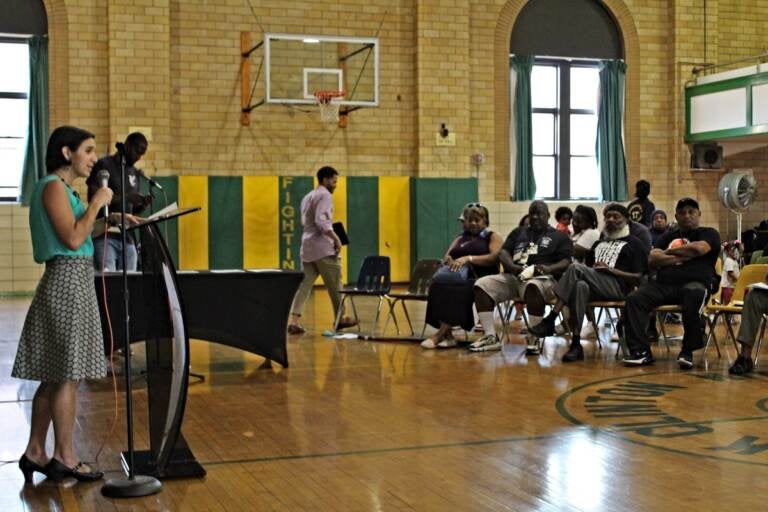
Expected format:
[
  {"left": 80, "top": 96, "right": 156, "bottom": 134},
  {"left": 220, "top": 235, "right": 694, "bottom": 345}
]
[{"left": 12, "top": 126, "right": 113, "bottom": 484}]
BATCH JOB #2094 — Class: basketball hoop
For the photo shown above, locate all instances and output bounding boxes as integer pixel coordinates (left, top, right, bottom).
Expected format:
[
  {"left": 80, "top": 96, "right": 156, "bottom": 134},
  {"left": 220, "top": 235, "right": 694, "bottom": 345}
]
[{"left": 314, "top": 90, "right": 345, "bottom": 123}]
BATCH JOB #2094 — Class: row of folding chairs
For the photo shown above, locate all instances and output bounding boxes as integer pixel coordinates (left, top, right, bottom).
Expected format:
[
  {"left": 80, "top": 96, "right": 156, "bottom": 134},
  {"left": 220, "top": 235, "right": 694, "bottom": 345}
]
[
  {"left": 335, "top": 256, "right": 768, "bottom": 365},
  {"left": 334, "top": 256, "right": 442, "bottom": 337}
]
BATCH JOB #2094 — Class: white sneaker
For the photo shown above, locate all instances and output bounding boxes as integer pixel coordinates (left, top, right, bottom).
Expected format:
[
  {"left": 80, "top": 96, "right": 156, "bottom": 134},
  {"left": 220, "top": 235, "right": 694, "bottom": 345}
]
[
  {"left": 420, "top": 338, "right": 438, "bottom": 349},
  {"left": 437, "top": 338, "right": 458, "bottom": 349},
  {"left": 468, "top": 334, "right": 501, "bottom": 352},
  {"left": 525, "top": 335, "right": 542, "bottom": 355}
]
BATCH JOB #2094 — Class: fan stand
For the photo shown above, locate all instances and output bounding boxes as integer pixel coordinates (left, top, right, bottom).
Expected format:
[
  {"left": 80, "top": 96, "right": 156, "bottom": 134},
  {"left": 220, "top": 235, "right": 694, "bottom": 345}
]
[{"left": 736, "top": 212, "right": 742, "bottom": 243}]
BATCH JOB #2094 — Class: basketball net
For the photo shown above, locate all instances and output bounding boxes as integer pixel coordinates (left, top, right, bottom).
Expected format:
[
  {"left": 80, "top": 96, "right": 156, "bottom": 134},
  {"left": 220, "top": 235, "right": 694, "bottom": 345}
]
[{"left": 314, "top": 90, "right": 345, "bottom": 123}]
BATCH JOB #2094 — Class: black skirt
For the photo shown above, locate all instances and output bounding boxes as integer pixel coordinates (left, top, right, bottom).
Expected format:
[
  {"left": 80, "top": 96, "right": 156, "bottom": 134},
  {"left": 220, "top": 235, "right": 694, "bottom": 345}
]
[{"left": 425, "top": 280, "right": 477, "bottom": 331}]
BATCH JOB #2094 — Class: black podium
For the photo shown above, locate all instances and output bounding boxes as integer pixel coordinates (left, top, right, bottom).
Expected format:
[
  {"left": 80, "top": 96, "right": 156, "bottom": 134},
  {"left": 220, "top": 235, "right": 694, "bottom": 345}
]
[
  {"left": 95, "top": 208, "right": 303, "bottom": 479},
  {"left": 99, "top": 208, "right": 203, "bottom": 479}
]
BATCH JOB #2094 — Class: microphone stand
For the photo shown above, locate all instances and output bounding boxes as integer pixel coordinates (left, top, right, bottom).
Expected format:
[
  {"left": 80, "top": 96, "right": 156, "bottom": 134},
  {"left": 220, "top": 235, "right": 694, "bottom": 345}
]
[{"left": 102, "top": 150, "right": 162, "bottom": 498}]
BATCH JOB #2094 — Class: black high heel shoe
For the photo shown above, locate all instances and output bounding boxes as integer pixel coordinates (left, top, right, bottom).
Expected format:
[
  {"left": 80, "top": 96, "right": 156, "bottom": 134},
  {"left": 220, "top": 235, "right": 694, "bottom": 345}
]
[
  {"left": 44, "top": 458, "right": 104, "bottom": 483},
  {"left": 19, "top": 454, "right": 48, "bottom": 483}
]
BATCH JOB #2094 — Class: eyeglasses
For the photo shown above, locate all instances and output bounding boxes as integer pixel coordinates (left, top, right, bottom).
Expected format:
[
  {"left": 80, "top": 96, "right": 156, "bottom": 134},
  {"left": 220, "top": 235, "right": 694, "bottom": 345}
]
[{"left": 465, "top": 202, "right": 486, "bottom": 209}]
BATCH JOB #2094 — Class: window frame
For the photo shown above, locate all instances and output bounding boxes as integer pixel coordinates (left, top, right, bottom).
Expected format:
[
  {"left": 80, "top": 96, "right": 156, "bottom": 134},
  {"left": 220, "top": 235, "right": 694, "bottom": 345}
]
[
  {"left": 531, "top": 57, "right": 600, "bottom": 200},
  {"left": 0, "top": 37, "right": 30, "bottom": 203}
]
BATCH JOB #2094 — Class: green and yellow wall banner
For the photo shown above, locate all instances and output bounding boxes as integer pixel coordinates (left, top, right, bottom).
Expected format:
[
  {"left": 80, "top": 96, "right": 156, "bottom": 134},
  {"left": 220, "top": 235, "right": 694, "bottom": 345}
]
[{"left": 149, "top": 176, "right": 477, "bottom": 283}]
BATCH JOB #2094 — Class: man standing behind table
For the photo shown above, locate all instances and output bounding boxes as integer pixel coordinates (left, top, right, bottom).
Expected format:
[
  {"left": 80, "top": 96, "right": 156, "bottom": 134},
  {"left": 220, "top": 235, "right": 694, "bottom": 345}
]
[
  {"left": 287, "top": 166, "right": 357, "bottom": 335},
  {"left": 623, "top": 197, "right": 720, "bottom": 369},
  {"left": 86, "top": 132, "right": 152, "bottom": 271}
]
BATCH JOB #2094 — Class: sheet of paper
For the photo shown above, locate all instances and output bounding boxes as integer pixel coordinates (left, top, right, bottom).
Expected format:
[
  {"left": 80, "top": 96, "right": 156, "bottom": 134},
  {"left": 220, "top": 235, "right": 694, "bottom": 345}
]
[{"left": 147, "top": 201, "right": 179, "bottom": 220}]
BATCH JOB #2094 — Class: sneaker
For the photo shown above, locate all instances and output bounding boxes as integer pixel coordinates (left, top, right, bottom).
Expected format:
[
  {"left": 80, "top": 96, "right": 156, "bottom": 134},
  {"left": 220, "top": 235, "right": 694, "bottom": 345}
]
[
  {"left": 666, "top": 314, "right": 683, "bottom": 324},
  {"left": 525, "top": 335, "right": 542, "bottom": 355},
  {"left": 611, "top": 331, "right": 621, "bottom": 342},
  {"left": 623, "top": 349, "right": 654, "bottom": 366},
  {"left": 468, "top": 334, "right": 501, "bottom": 352},
  {"left": 728, "top": 355, "right": 754, "bottom": 375},
  {"left": 677, "top": 350, "right": 694, "bottom": 370},
  {"left": 420, "top": 337, "right": 438, "bottom": 349},
  {"left": 528, "top": 316, "right": 556, "bottom": 338},
  {"left": 437, "top": 337, "right": 458, "bottom": 349},
  {"left": 562, "top": 343, "right": 584, "bottom": 363}
]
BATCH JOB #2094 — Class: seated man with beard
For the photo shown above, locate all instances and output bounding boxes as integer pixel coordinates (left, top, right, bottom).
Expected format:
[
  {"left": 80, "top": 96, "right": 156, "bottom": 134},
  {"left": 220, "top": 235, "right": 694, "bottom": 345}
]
[
  {"left": 529, "top": 203, "right": 647, "bottom": 362},
  {"left": 470, "top": 200, "right": 573, "bottom": 353}
]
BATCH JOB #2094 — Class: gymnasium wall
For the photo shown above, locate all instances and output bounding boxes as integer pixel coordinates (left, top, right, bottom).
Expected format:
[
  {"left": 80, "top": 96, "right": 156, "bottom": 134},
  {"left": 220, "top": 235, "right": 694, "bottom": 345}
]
[
  {"left": 2, "top": 0, "right": 768, "bottom": 293},
  {"left": 145, "top": 175, "right": 475, "bottom": 284}
]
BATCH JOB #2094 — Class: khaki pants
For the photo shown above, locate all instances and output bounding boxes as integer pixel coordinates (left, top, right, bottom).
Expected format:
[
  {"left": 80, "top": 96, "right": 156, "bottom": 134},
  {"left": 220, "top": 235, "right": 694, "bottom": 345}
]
[
  {"left": 291, "top": 256, "right": 342, "bottom": 317},
  {"left": 737, "top": 289, "right": 768, "bottom": 346}
]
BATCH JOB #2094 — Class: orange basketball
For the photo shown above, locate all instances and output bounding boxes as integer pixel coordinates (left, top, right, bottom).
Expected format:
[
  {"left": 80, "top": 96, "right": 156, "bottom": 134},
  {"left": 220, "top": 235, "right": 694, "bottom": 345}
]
[{"left": 668, "top": 238, "right": 688, "bottom": 249}]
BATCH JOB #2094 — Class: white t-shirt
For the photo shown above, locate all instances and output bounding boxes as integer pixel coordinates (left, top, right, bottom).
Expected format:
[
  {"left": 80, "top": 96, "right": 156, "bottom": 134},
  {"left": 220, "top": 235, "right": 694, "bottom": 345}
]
[
  {"left": 720, "top": 256, "right": 740, "bottom": 288},
  {"left": 572, "top": 228, "right": 600, "bottom": 250}
]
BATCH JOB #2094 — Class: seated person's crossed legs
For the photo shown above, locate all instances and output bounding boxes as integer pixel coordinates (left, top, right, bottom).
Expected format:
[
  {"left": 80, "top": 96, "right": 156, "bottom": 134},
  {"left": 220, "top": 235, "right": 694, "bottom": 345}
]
[{"left": 530, "top": 262, "right": 626, "bottom": 362}]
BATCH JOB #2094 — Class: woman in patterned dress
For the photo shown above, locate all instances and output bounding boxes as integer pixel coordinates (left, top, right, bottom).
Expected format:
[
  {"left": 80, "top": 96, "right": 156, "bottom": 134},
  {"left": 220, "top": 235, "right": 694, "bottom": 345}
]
[{"left": 13, "top": 126, "right": 114, "bottom": 483}]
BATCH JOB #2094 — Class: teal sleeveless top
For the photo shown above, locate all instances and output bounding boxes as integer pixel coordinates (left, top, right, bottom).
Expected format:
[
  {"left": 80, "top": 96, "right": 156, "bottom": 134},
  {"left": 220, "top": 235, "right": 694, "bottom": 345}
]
[{"left": 29, "top": 174, "right": 94, "bottom": 263}]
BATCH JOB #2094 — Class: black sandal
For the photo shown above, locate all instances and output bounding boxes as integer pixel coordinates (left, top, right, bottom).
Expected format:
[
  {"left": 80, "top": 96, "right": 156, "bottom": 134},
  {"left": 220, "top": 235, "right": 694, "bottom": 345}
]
[{"left": 728, "top": 356, "right": 754, "bottom": 375}]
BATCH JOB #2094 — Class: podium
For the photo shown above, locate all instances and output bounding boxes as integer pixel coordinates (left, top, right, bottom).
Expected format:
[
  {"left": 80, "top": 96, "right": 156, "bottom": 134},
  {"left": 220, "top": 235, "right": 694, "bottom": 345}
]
[
  {"left": 104, "top": 207, "right": 205, "bottom": 479},
  {"left": 96, "top": 207, "right": 304, "bottom": 479}
]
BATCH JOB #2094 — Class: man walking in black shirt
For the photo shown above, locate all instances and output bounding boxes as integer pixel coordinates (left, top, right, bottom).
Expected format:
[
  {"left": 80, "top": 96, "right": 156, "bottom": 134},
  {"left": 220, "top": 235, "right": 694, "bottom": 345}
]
[{"left": 623, "top": 197, "right": 720, "bottom": 369}]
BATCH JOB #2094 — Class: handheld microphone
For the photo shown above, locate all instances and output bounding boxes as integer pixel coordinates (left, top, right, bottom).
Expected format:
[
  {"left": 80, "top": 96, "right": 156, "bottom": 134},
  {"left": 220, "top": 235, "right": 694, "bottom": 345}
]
[
  {"left": 98, "top": 169, "right": 111, "bottom": 218},
  {"left": 136, "top": 169, "right": 163, "bottom": 190}
]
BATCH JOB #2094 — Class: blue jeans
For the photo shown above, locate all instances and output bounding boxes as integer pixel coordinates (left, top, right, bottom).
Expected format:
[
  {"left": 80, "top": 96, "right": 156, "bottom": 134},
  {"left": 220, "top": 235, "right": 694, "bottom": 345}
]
[{"left": 93, "top": 236, "right": 138, "bottom": 271}]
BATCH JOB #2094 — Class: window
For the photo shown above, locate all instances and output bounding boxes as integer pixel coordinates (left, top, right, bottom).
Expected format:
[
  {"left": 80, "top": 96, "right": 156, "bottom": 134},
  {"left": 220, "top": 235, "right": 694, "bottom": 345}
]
[
  {"left": 531, "top": 59, "right": 600, "bottom": 200},
  {"left": 0, "top": 40, "right": 30, "bottom": 202}
]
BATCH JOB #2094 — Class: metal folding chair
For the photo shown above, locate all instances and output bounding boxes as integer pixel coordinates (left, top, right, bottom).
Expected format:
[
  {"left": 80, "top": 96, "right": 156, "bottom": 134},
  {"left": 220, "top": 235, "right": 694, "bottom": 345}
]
[
  {"left": 384, "top": 259, "right": 441, "bottom": 335},
  {"left": 705, "top": 264, "right": 768, "bottom": 357}
]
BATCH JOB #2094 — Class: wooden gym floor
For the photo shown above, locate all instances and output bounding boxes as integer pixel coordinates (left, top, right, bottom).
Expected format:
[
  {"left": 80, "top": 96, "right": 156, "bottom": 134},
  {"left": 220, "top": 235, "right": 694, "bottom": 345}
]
[{"left": 0, "top": 288, "right": 766, "bottom": 511}]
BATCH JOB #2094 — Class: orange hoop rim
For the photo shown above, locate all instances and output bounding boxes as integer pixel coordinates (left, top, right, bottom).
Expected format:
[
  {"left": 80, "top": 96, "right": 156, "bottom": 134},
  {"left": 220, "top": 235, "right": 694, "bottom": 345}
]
[{"left": 313, "top": 90, "right": 346, "bottom": 104}]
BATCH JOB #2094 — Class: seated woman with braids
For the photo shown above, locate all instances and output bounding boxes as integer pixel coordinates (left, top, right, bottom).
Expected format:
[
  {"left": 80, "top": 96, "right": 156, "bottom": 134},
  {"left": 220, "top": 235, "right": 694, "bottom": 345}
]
[{"left": 421, "top": 203, "right": 503, "bottom": 349}]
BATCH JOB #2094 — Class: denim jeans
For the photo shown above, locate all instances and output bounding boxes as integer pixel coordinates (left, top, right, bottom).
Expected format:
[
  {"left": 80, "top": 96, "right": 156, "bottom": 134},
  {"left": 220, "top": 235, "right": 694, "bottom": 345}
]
[{"left": 93, "top": 236, "right": 138, "bottom": 271}]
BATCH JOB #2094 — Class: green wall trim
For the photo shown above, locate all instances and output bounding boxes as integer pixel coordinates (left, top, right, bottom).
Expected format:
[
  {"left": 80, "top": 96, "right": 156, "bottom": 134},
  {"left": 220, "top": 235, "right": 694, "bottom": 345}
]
[
  {"left": 685, "top": 71, "right": 768, "bottom": 143},
  {"left": 346, "top": 177, "right": 379, "bottom": 283},
  {"left": 152, "top": 176, "right": 179, "bottom": 267},
  {"left": 209, "top": 176, "right": 243, "bottom": 269}
]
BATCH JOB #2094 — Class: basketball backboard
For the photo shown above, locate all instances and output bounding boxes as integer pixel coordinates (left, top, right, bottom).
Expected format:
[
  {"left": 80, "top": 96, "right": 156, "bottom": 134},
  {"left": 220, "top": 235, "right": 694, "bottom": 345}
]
[{"left": 265, "top": 33, "right": 379, "bottom": 107}]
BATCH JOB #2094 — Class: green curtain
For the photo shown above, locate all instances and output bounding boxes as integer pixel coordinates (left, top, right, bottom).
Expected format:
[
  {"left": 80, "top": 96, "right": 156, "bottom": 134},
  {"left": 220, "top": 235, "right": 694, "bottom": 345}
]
[
  {"left": 596, "top": 59, "right": 627, "bottom": 202},
  {"left": 511, "top": 55, "right": 535, "bottom": 201},
  {"left": 20, "top": 36, "right": 49, "bottom": 206}
]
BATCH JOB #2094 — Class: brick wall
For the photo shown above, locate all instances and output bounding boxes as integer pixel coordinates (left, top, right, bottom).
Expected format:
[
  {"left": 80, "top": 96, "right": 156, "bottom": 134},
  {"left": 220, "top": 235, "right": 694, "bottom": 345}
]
[{"left": 4, "top": 0, "right": 768, "bottom": 292}]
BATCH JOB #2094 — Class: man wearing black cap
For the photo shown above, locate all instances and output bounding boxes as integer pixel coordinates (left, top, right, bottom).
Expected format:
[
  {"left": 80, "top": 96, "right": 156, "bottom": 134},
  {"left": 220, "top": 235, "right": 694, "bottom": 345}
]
[
  {"left": 623, "top": 197, "right": 721, "bottom": 368},
  {"left": 529, "top": 203, "right": 647, "bottom": 362},
  {"left": 650, "top": 209, "right": 669, "bottom": 245}
]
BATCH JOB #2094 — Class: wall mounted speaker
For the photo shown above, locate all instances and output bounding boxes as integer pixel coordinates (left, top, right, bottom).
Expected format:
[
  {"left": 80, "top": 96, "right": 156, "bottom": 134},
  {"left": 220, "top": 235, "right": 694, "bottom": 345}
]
[{"left": 690, "top": 143, "right": 723, "bottom": 169}]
